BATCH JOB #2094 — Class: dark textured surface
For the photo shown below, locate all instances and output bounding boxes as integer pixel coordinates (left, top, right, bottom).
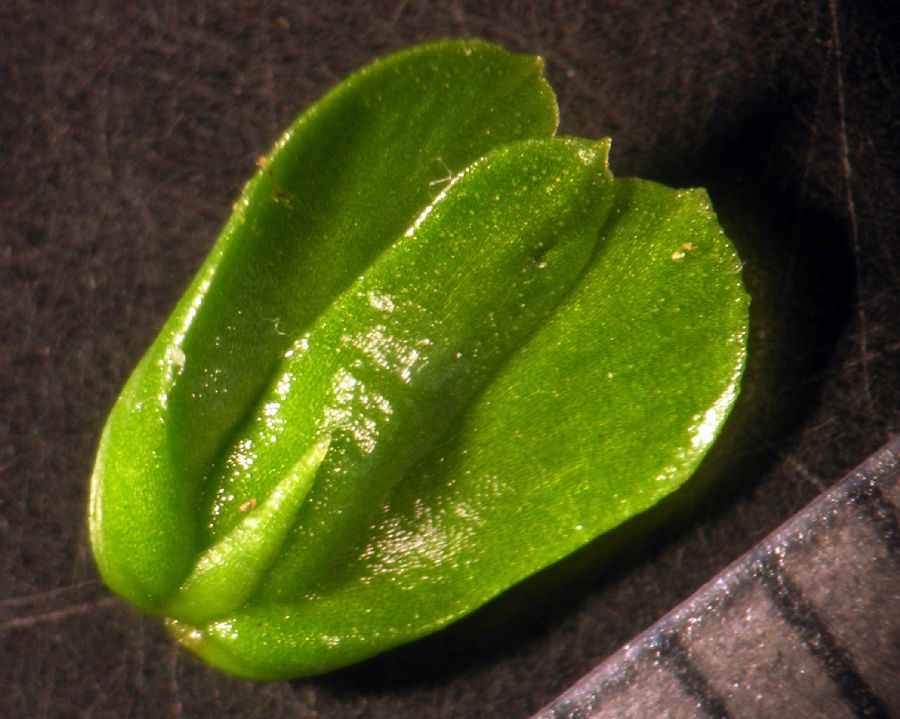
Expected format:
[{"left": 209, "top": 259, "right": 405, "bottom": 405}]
[{"left": 1, "top": 2, "right": 898, "bottom": 717}]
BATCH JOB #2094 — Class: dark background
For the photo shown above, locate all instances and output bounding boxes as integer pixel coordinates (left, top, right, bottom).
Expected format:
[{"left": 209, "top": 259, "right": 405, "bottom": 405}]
[{"left": 1, "top": 1, "right": 898, "bottom": 717}]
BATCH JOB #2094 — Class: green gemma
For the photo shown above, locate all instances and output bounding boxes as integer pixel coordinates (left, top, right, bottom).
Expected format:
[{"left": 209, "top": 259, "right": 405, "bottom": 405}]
[{"left": 89, "top": 40, "right": 749, "bottom": 679}]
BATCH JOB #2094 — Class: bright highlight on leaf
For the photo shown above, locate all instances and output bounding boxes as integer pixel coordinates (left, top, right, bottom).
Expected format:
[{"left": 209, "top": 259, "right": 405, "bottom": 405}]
[{"left": 88, "top": 39, "right": 749, "bottom": 679}]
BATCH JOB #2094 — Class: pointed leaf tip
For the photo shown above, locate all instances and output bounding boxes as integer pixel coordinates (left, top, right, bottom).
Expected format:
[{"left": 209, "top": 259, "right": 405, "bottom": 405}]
[{"left": 164, "top": 439, "right": 330, "bottom": 625}]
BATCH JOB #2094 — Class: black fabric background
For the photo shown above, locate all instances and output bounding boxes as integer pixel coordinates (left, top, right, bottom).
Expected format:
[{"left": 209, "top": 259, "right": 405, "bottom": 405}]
[{"left": 1, "top": 2, "right": 898, "bottom": 717}]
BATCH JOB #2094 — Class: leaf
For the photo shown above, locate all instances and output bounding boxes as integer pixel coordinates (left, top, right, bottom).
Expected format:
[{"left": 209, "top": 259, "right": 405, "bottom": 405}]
[
  {"left": 167, "top": 177, "right": 748, "bottom": 679},
  {"left": 162, "top": 439, "right": 330, "bottom": 625},
  {"left": 89, "top": 39, "right": 749, "bottom": 681},
  {"left": 90, "top": 40, "right": 559, "bottom": 608},
  {"left": 192, "top": 137, "right": 613, "bottom": 616}
]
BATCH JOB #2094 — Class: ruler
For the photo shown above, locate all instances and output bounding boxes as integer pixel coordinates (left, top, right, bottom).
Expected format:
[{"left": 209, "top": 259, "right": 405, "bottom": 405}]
[{"left": 534, "top": 437, "right": 900, "bottom": 719}]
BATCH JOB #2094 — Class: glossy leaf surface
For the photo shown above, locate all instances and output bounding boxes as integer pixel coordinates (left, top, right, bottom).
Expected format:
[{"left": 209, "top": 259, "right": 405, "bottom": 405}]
[
  {"left": 90, "top": 40, "right": 558, "bottom": 608},
  {"left": 169, "top": 177, "right": 747, "bottom": 678},
  {"left": 89, "top": 40, "right": 749, "bottom": 680}
]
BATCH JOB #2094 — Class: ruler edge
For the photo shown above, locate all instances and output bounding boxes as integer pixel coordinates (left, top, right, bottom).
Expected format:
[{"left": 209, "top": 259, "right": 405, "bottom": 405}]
[{"left": 532, "top": 435, "right": 900, "bottom": 719}]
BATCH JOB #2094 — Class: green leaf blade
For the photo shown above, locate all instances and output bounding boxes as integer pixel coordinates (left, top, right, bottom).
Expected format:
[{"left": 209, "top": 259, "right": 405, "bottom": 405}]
[
  {"left": 172, "top": 177, "right": 749, "bottom": 679},
  {"left": 163, "top": 439, "right": 330, "bottom": 626},
  {"left": 222, "top": 137, "right": 613, "bottom": 603},
  {"left": 89, "top": 40, "right": 559, "bottom": 610}
]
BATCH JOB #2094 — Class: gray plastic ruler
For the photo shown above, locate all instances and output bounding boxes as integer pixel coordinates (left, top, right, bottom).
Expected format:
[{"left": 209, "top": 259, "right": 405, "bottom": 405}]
[{"left": 534, "top": 437, "right": 900, "bottom": 719}]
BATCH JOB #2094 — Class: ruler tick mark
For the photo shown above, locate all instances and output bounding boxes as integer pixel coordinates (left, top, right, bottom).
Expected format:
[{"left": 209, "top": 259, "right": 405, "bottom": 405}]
[
  {"left": 657, "top": 631, "right": 732, "bottom": 719},
  {"left": 759, "top": 556, "right": 891, "bottom": 719}
]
